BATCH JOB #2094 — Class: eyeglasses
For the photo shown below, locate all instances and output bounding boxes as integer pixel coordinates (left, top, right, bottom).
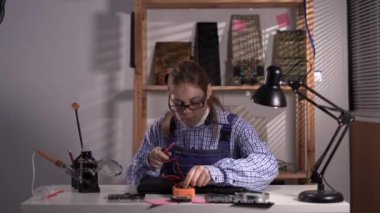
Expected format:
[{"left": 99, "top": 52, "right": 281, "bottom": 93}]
[{"left": 168, "top": 95, "right": 206, "bottom": 112}]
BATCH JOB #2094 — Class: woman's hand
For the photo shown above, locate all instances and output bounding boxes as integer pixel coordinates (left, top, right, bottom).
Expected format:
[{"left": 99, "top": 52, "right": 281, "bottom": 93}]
[
  {"left": 182, "top": 165, "right": 211, "bottom": 188},
  {"left": 148, "top": 146, "right": 171, "bottom": 169}
]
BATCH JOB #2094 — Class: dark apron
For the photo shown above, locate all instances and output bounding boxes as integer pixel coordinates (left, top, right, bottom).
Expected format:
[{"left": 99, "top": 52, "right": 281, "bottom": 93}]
[{"left": 161, "top": 113, "right": 236, "bottom": 178}]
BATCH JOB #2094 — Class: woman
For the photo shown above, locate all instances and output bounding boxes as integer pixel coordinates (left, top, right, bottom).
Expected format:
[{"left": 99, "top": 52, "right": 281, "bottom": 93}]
[{"left": 127, "top": 61, "right": 278, "bottom": 191}]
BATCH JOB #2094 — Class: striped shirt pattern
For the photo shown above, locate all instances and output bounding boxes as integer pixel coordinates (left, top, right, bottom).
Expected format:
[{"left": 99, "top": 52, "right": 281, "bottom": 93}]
[{"left": 127, "top": 108, "right": 279, "bottom": 191}]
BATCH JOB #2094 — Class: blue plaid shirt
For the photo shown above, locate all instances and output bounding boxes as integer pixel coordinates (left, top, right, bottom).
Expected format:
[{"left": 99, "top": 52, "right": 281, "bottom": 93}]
[{"left": 127, "top": 108, "right": 278, "bottom": 191}]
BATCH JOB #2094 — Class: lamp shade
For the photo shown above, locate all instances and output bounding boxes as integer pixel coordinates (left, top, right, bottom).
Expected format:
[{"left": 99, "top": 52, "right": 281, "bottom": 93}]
[{"left": 252, "top": 65, "right": 287, "bottom": 108}]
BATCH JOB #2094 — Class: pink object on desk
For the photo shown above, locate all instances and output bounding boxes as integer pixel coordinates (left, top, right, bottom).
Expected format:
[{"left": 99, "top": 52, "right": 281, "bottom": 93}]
[
  {"left": 46, "top": 189, "right": 65, "bottom": 199},
  {"left": 192, "top": 197, "right": 206, "bottom": 204},
  {"left": 145, "top": 198, "right": 172, "bottom": 206}
]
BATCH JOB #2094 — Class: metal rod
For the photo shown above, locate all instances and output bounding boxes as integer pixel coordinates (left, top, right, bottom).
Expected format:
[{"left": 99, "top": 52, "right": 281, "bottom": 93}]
[
  {"left": 72, "top": 102, "right": 84, "bottom": 150},
  {"left": 320, "top": 125, "right": 350, "bottom": 177}
]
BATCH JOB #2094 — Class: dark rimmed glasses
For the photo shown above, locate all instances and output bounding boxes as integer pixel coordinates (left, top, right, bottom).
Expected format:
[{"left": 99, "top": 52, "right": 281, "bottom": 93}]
[{"left": 168, "top": 95, "right": 206, "bottom": 112}]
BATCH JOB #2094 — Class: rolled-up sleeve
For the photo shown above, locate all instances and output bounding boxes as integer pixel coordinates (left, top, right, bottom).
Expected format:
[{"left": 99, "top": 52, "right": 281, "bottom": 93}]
[{"left": 206, "top": 117, "right": 279, "bottom": 191}]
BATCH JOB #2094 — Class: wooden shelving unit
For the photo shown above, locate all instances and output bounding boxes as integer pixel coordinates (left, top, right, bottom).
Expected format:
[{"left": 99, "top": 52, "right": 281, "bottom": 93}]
[{"left": 134, "top": 0, "right": 314, "bottom": 182}]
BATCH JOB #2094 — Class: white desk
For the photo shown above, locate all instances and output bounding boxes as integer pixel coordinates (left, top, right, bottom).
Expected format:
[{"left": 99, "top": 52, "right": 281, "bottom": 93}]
[{"left": 21, "top": 185, "right": 349, "bottom": 213}]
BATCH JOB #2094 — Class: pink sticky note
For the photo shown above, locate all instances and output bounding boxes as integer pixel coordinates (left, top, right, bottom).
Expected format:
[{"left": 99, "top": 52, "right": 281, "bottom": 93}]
[
  {"left": 276, "top": 13, "right": 290, "bottom": 27},
  {"left": 145, "top": 198, "right": 172, "bottom": 206},
  {"left": 192, "top": 197, "right": 206, "bottom": 204},
  {"left": 232, "top": 20, "right": 247, "bottom": 32}
]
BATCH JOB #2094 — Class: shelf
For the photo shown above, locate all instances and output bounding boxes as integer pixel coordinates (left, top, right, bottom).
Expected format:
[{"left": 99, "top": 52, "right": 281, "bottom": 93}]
[
  {"left": 141, "top": 0, "right": 304, "bottom": 9},
  {"left": 144, "top": 85, "right": 293, "bottom": 92},
  {"left": 134, "top": 0, "right": 315, "bottom": 183}
]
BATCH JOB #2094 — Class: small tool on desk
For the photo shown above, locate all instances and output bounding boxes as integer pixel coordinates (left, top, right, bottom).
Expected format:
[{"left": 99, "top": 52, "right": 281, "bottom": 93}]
[
  {"left": 172, "top": 184, "right": 195, "bottom": 201},
  {"left": 107, "top": 193, "right": 145, "bottom": 202},
  {"left": 35, "top": 149, "right": 88, "bottom": 184},
  {"left": 46, "top": 189, "right": 65, "bottom": 199},
  {"left": 70, "top": 102, "right": 100, "bottom": 193}
]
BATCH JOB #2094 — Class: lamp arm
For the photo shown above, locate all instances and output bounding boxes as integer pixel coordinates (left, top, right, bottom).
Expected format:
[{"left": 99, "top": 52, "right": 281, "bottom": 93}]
[
  {"left": 289, "top": 81, "right": 344, "bottom": 122},
  {"left": 319, "top": 125, "right": 350, "bottom": 178},
  {"left": 288, "top": 80, "right": 354, "bottom": 186}
]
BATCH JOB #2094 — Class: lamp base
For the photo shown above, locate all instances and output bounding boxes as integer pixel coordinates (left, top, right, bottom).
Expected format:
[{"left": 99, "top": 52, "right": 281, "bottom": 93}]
[{"left": 298, "top": 190, "right": 344, "bottom": 203}]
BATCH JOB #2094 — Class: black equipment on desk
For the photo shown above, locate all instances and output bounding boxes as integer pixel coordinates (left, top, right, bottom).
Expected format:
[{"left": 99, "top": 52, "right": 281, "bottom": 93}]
[
  {"left": 70, "top": 102, "right": 100, "bottom": 193},
  {"left": 71, "top": 150, "right": 100, "bottom": 193},
  {"left": 108, "top": 193, "right": 145, "bottom": 201},
  {"left": 137, "top": 176, "right": 252, "bottom": 195},
  {"left": 206, "top": 192, "right": 274, "bottom": 208}
]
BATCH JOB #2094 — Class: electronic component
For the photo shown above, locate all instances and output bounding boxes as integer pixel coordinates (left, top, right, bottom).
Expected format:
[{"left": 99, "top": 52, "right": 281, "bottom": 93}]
[
  {"left": 107, "top": 193, "right": 145, "bottom": 201},
  {"left": 205, "top": 194, "right": 235, "bottom": 203},
  {"left": 273, "top": 30, "right": 307, "bottom": 82},
  {"left": 232, "top": 202, "right": 274, "bottom": 208},
  {"left": 205, "top": 191, "right": 274, "bottom": 208},
  {"left": 233, "top": 191, "right": 270, "bottom": 203}
]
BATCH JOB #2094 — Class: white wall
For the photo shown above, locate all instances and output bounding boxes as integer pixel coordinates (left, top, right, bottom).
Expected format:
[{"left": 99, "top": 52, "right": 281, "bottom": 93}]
[
  {"left": 314, "top": 0, "right": 350, "bottom": 202},
  {"left": 0, "top": 0, "right": 349, "bottom": 212},
  {"left": 0, "top": 1, "right": 135, "bottom": 212}
]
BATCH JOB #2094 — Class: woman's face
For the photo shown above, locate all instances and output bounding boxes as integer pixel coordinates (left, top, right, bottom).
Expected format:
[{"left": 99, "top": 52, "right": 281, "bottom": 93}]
[{"left": 168, "top": 83, "right": 210, "bottom": 127}]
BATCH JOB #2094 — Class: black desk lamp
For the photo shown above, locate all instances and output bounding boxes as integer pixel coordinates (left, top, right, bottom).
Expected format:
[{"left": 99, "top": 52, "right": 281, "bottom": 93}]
[{"left": 252, "top": 65, "right": 354, "bottom": 203}]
